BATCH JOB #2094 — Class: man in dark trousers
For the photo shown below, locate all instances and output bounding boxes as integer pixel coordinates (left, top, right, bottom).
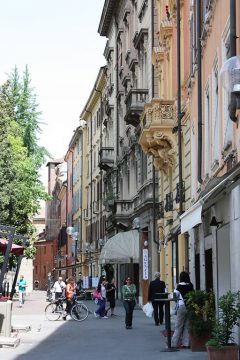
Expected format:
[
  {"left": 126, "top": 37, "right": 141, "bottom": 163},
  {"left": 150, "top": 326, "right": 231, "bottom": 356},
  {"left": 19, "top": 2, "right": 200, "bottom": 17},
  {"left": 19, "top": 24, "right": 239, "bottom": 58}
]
[{"left": 148, "top": 272, "right": 166, "bottom": 326}]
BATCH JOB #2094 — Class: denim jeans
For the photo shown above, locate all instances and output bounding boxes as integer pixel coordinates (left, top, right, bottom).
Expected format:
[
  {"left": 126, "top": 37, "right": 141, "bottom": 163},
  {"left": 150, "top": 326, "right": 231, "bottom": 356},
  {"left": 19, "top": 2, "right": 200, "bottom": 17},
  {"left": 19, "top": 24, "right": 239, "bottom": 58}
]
[
  {"left": 95, "top": 298, "right": 106, "bottom": 317},
  {"left": 123, "top": 300, "right": 136, "bottom": 327},
  {"left": 19, "top": 291, "right": 25, "bottom": 305}
]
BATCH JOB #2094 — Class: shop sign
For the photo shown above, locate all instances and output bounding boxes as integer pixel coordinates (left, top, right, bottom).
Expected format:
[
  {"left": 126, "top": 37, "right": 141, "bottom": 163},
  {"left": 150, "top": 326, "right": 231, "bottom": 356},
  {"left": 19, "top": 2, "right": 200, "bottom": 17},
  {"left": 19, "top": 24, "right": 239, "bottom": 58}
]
[{"left": 143, "top": 249, "right": 148, "bottom": 280}]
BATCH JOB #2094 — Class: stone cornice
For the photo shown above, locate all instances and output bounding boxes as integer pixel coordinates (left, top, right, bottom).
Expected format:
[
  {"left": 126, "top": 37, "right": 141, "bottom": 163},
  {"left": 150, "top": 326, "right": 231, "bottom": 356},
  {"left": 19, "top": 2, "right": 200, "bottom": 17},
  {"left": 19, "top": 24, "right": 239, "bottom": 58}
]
[
  {"left": 80, "top": 66, "right": 107, "bottom": 119},
  {"left": 133, "top": 28, "right": 148, "bottom": 49},
  {"left": 98, "top": 0, "right": 118, "bottom": 37}
]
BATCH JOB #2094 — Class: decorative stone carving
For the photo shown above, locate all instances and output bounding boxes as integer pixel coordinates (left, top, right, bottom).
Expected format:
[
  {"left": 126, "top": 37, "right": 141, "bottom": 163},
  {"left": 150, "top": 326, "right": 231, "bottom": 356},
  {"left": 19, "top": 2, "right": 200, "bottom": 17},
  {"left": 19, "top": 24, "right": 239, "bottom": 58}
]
[
  {"left": 158, "top": 19, "right": 174, "bottom": 51},
  {"left": 139, "top": 99, "right": 177, "bottom": 174},
  {"left": 152, "top": 46, "right": 165, "bottom": 77},
  {"left": 201, "top": 0, "right": 218, "bottom": 50}
]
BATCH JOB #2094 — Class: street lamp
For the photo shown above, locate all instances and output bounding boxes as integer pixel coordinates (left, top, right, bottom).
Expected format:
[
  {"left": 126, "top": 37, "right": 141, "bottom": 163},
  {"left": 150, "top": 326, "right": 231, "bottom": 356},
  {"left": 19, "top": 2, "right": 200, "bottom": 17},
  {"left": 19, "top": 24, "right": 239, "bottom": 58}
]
[
  {"left": 66, "top": 227, "right": 79, "bottom": 280},
  {"left": 72, "top": 232, "right": 79, "bottom": 280},
  {"left": 85, "top": 242, "right": 95, "bottom": 278}
]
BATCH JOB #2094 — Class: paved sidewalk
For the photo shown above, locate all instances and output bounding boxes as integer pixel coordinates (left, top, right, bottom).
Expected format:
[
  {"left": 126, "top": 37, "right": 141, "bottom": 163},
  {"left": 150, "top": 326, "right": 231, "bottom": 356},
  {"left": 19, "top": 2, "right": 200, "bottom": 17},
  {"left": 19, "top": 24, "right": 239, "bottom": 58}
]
[{"left": 0, "top": 291, "right": 208, "bottom": 360}]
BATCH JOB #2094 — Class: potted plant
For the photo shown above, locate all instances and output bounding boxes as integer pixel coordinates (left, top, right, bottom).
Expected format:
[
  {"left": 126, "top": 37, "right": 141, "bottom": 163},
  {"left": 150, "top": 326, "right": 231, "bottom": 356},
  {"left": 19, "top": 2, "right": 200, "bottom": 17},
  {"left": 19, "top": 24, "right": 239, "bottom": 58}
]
[
  {"left": 185, "top": 290, "right": 215, "bottom": 352},
  {"left": 103, "top": 192, "right": 116, "bottom": 208},
  {"left": 206, "top": 290, "right": 240, "bottom": 360}
]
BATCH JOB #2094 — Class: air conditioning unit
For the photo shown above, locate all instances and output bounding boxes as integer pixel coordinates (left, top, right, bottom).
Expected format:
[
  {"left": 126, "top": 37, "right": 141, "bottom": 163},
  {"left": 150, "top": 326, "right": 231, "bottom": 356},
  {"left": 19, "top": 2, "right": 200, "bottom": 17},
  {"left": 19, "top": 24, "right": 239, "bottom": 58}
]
[
  {"left": 83, "top": 209, "right": 89, "bottom": 220},
  {"left": 93, "top": 201, "right": 99, "bottom": 214}
]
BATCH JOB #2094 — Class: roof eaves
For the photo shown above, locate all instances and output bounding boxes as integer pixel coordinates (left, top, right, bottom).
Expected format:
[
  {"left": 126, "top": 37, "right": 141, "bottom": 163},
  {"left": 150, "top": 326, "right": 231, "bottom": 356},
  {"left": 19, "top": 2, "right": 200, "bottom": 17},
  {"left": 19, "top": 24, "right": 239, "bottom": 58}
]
[{"left": 98, "top": 0, "right": 117, "bottom": 37}]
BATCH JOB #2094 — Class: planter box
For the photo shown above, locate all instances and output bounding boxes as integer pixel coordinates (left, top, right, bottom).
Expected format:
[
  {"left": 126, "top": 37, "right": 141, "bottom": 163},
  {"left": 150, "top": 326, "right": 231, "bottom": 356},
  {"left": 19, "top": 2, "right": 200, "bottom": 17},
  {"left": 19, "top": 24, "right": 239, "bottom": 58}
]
[
  {"left": 190, "top": 333, "right": 210, "bottom": 352},
  {"left": 207, "top": 344, "right": 239, "bottom": 360}
]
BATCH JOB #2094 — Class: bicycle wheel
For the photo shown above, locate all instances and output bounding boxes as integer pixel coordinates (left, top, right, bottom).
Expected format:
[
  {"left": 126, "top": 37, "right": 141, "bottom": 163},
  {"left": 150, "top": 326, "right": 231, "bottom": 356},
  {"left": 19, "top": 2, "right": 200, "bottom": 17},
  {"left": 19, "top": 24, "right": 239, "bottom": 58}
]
[
  {"left": 71, "top": 303, "right": 89, "bottom": 322},
  {"left": 45, "top": 303, "right": 61, "bottom": 321}
]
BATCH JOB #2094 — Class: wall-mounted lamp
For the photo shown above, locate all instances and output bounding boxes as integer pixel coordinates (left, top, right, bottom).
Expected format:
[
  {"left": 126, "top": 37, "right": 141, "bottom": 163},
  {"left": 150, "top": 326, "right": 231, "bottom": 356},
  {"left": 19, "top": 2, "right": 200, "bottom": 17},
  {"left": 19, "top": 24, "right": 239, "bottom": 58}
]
[
  {"left": 210, "top": 216, "right": 223, "bottom": 228},
  {"left": 132, "top": 217, "right": 141, "bottom": 229},
  {"left": 143, "top": 240, "right": 148, "bottom": 247}
]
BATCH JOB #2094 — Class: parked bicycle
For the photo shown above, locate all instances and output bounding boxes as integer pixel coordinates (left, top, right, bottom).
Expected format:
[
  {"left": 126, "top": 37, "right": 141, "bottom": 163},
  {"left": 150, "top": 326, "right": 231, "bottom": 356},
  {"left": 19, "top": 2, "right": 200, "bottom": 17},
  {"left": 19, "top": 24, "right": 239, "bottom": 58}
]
[{"left": 45, "top": 295, "right": 89, "bottom": 322}]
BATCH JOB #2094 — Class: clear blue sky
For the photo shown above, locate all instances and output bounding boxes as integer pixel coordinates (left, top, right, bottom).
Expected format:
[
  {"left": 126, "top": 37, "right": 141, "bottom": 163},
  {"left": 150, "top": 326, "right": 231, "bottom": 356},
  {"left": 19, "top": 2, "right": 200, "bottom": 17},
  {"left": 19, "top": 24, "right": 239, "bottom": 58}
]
[{"left": 0, "top": 0, "right": 106, "bottom": 160}]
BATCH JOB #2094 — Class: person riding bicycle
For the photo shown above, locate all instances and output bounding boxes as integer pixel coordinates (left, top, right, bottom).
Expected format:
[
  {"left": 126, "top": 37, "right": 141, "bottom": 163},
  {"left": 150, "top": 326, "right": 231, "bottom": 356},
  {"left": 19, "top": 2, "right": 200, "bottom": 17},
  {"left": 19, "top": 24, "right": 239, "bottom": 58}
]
[{"left": 63, "top": 277, "right": 76, "bottom": 320}]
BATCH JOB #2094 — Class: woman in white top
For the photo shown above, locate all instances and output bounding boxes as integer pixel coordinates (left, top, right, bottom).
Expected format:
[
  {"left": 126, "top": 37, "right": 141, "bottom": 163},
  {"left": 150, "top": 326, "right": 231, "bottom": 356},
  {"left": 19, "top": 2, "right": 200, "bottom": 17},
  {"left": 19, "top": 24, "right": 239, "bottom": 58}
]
[{"left": 171, "top": 271, "right": 194, "bottom": 348}]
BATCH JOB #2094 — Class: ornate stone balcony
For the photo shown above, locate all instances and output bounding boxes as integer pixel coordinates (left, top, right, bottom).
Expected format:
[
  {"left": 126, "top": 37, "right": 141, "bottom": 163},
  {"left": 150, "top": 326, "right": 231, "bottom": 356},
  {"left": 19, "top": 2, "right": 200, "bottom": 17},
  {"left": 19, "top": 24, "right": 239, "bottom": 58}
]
[
  {"left": 124, "top": 89, "right": 148, "bottom": 127},
  {"left": 98, "top": 147, "right": 114, "bottom": 171},
  {"left": 105, "top": 200, "right": 133, "bottom": 231},
  {"left": 139, "top": 99, "right": 177, "bottom": 173}
]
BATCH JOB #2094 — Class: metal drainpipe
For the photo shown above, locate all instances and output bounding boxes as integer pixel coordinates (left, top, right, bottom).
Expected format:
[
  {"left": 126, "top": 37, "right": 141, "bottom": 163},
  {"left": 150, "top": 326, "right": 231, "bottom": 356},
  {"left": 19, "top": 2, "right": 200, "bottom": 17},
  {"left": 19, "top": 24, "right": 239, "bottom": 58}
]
[
  {"left": 66, "top": 148, "right": 73, "bottom": 278},
  {"left": 95, "top": 86, "right": 103, "bottom": 262},
  {"left": 177, "top": 0, "right": 184, "bottom": 214},
  {"left": 151, "top": 2, "right": 159, "bottom": 248},
  {"left": 80, "top": 133, "right": 83, "bottom": 275},
  {"left": 197, "top": 0, "right": 203, "bottom": 184},
  {"left": 230, "top": 0, "right": 236, "bottom": 57},
  {"left": 85, "top": 108, "right": 93, "bottom": 277},
  {"left": 151, "top": 0, "right": 155, "bottom": 99},
  {"left": 115, "top": 16, "right": 119, "bottom": 198}
]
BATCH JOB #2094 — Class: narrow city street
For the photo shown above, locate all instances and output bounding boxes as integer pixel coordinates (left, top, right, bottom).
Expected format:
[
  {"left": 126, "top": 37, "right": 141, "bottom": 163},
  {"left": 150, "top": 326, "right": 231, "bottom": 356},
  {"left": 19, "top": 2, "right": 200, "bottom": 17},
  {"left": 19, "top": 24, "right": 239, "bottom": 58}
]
[{"left": 0, "top": 291, "right": 207, "bottom": 360}]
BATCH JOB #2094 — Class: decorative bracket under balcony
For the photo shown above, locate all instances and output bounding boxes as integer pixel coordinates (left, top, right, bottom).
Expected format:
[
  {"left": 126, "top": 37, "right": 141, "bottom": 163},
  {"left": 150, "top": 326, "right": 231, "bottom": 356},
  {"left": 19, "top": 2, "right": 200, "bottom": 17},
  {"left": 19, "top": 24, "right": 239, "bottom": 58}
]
[
  {"left": 152, "top": 46, "right": 165, "bottom": 77},
  {"left": 139, "top": 99, "right": 177, "bottom": 173}
]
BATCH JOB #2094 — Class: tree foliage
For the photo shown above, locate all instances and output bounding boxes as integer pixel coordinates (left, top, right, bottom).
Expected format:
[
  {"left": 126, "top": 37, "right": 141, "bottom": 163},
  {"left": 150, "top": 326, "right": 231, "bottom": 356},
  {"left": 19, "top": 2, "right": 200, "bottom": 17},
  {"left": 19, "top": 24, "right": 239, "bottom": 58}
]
[{"left": 0, "top": 66, "right": 50, "bottom": 259}]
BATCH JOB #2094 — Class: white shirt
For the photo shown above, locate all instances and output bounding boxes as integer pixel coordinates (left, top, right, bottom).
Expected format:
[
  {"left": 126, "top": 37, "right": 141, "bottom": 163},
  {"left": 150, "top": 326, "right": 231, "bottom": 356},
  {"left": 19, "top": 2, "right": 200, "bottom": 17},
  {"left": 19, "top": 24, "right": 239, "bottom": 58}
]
[
  {"left": 53, "top": 280, "right": 66, "bottom": 293},
  {"left": 101, "top": 285, "right": 106, "bottom": 299}
]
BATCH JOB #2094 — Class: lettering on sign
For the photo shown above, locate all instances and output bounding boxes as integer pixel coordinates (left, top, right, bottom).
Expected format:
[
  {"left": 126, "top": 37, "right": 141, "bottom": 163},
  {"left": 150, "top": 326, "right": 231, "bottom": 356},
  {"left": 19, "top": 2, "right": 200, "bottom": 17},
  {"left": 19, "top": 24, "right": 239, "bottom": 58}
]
[{"left": 143, "top": 249, "right": 149, "bottom": 280}]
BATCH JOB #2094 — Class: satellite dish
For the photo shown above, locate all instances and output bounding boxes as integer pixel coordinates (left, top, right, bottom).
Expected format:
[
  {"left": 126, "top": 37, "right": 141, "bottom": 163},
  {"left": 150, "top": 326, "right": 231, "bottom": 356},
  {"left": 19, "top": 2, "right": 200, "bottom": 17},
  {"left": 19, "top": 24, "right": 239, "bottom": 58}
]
[{"left": 220, "top": 56, "right": 240, "bottom": 93}]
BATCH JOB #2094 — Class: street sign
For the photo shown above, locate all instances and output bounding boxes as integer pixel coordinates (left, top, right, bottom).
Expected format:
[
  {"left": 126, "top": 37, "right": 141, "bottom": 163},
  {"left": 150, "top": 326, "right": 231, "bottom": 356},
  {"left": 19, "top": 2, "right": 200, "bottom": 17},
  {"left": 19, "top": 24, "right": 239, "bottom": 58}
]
[{"left": 54, "top": 255, "right": 67, "bottom": 260}]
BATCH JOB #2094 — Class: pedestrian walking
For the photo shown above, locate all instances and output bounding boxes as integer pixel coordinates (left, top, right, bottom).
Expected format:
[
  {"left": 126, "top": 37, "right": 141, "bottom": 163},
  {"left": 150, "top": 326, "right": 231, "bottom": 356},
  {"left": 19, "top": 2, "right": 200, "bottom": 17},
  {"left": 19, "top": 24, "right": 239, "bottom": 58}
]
[
  {"left": 171, "top": 271, "right": 194, "bottom": 349},
  {"left": 94, "top": 278, "right": 108, "bottom": 319},
  {"left": 106, "top": 277, "right": 116, "bottom": 316},
  {"left": 17, "top": 275, "right": 27, "bottom": 307},
  {"left": 148, "top": 271, "right": 166, "bottom": 326},
  {"left": 63, "top": 277, "right": 75, "bottom": 320},
  {"left": 53, "top": 276, "right": 66, "bottom": 300},
  {"left": 122, "top": 277, "right": 136, "bottom": 329}
]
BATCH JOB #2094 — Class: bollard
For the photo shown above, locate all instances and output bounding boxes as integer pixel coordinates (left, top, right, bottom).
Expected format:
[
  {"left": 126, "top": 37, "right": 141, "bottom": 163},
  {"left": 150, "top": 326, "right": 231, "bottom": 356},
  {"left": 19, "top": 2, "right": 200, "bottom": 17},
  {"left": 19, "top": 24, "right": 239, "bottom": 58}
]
[{"left": 0, "top": 300, "right": 13, "bottom": 337}]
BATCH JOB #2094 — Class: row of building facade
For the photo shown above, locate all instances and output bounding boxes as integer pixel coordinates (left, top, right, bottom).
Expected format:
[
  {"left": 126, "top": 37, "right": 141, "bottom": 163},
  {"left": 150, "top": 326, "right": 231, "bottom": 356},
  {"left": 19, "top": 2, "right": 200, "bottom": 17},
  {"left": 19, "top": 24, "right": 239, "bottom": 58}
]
[{"left": 34, "top": 0, "right": 240, "bottom": 315}]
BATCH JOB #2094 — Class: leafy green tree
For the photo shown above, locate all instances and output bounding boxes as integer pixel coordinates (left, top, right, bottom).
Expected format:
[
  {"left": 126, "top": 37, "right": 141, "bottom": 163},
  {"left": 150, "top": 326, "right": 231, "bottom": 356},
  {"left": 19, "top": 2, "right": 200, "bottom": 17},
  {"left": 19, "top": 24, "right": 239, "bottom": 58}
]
[{"left": 0, "top": 67, "right": 50, "bottom": 262}]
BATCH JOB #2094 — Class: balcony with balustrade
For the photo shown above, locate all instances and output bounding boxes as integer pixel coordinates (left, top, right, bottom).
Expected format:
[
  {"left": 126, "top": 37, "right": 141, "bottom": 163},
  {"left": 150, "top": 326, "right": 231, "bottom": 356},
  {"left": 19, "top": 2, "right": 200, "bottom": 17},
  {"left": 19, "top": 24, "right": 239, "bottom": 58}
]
[
  {"left": 98, "top": 147, "right": 114, "bottom": 171},
  {"left": 124, "top": 89, "right": 148, "bottom": 127}
]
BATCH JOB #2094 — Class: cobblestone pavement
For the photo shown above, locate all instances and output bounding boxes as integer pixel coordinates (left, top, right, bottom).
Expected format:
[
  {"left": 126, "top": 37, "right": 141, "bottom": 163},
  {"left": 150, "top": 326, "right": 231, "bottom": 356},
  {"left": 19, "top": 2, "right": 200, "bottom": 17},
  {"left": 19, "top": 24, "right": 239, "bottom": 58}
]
[{"left": 0, "top": 291, "right": 208, "bottom": 360}]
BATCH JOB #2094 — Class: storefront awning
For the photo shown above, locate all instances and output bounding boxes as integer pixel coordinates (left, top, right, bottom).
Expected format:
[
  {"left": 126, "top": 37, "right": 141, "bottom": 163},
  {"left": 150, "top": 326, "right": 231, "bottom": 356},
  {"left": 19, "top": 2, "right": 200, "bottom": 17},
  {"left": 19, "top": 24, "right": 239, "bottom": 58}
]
[
  {"left": 99, "top": 230, "right": 139, "bottom": 264},
  {"left": 180, "top": 164, "right": 240, "bottom": 234},
  {"left": 180, "top": 202, "right": 203, "bottom": 234},
  {"left": 0, "top": 238, "right": 25, "bottom": 256}
]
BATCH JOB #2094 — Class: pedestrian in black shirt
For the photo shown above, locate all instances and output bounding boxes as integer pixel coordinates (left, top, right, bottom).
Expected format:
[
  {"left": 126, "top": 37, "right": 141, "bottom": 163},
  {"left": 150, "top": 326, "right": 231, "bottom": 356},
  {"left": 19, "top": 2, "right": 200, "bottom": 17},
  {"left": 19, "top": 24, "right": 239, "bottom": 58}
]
[
  {"left": 106, "top": 278, "right": 116, "bottom": 316},
  {"left": 148, "top": 272, "right": 166, "bottom": 326}
]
